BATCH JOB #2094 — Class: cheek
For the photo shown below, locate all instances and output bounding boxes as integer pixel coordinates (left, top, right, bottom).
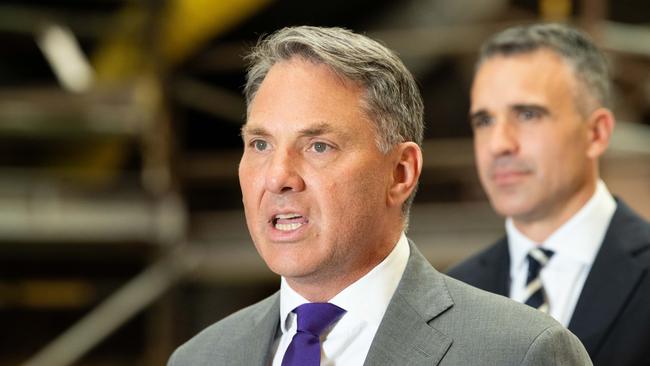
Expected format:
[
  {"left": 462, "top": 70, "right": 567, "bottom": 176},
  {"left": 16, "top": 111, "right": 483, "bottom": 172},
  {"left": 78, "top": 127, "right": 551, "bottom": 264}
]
[
  {"left": 238, "top": 161, "right": 250, "bottom": 191},
  {"left": 532, "top": 132, "right": 568, "bottom": 165},
  {"left": 473, "top": 138, "right": 488, "bottom": 165},
  {"left": 239, "top": 161, "right": 263, "bottom": 192},
  {"left": 317, "top": 167, "right": 379, "bottom": 214},
  {"left": 239, "top": 168, "right": 266, "bottom": 223},
  {"left": 474, "top": 149, "right": 491, "bottom": 181},
  {"left": 239, "top": 177, "right": 253, "bottom": 205},
  {"left": 351, "top": 165, "right": 390, "bottom": 206},
  {"left": 318, "top": 179, "right": 350, "bottom": 214},
  {"left": 551, "top": 146, "right": 587, "bottom": 182}
]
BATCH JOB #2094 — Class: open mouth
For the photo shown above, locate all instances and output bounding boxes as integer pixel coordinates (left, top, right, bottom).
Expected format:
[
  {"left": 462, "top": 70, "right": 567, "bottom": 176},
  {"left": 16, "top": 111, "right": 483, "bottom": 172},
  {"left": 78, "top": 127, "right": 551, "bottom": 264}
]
[{"left": 270, "top": 213, "right": 308, "bottom": 231}]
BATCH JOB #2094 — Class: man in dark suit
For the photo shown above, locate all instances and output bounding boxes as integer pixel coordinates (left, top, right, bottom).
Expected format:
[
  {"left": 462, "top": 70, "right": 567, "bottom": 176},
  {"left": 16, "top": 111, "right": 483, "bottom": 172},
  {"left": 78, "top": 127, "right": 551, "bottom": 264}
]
[
  {"left": 168, "top": 26, "right": 591, "bottom": 365},
  {"left": 448, "top": 23, "right": 650, "bottom": 366}
]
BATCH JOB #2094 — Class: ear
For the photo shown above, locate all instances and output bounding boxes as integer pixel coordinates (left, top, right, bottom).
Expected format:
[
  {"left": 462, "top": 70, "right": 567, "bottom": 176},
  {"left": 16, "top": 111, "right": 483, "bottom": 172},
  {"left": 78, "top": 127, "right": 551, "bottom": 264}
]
[
  {"left": 387, "top": 142, "right": 423, "bottom": 208},
  {"left": 586, "top": 107, "right": 615, "bottom": 159}
]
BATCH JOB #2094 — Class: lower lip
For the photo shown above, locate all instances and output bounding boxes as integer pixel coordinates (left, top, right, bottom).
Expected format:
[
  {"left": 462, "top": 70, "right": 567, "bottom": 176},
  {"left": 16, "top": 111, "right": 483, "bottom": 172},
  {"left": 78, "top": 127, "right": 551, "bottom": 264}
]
[{"left": 492, "top": 171, "right": 528, "bottom": 186}]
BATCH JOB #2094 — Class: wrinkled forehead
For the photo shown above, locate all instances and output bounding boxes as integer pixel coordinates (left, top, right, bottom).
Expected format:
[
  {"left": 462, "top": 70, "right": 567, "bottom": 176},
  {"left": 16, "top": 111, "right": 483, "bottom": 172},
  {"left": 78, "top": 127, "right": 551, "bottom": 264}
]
[
  {"left": 246, "top": 55, "right": 368, "bottom": 111},
  {"left": 242, "top": 58, "right": 377, "bottom": 141}
]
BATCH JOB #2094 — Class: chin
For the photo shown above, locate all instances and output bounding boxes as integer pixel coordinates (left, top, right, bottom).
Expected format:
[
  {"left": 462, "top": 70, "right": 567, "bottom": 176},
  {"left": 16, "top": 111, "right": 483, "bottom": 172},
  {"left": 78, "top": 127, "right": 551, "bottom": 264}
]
[
  {"left": 491, "top": 198, "right": 529, "bottom": 219},
  {"left": 263, "top": 251, "right": 313, "bottom": 276},
  {"left": 273, "top": 265, "right": 321, "bottom": 283}
]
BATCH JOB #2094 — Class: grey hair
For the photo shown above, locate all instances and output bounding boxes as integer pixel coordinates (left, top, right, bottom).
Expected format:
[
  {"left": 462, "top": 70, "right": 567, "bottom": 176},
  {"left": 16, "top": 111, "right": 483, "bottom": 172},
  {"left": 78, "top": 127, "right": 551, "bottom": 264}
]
[
  {"left": 243, "top": 26, "right": 424, "bottom": 219},
  {"left": 477, "top": 23, "right": 610, "bottom": 114}
]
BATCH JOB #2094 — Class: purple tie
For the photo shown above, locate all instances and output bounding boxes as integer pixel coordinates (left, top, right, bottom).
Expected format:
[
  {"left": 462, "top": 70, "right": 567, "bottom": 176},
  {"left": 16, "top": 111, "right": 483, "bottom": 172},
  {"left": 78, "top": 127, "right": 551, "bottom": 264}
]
[{"left": 281, "top": 303, "right": 346, "bottom": 366}]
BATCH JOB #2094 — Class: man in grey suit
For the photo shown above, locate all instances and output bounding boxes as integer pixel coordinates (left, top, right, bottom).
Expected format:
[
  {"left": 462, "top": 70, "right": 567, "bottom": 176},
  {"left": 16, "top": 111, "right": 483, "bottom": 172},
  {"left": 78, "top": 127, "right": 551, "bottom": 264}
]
[
  {"left": 448, "top": 23, "right": 650, "bottom": 365},
  {"left": 169, "top": 25, "right": 591, "bottom": 365}
]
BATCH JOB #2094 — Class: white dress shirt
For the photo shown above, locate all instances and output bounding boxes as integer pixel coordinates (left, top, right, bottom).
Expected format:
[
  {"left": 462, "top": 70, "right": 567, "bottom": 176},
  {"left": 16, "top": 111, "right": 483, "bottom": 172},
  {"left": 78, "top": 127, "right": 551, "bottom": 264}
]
[
  {"left": 508, "top": 180, "right": 616, "bottom": 326},
  {"left": 270, "top": 233, "right": 410, "bottom": 366}
]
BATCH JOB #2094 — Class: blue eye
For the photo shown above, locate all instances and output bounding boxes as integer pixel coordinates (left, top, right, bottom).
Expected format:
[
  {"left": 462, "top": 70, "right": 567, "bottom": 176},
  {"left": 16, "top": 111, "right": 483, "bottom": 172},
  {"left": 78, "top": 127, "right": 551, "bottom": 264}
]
[
  {"left": 520, "top": 109, "right": 539, "bottom": 120},
  {"left": 253, "top": 140, "right": 268, "bottom": 151},
  {"left": 470, "top": 114, "right": 493, "bottom": 129},
  {"left": 312, "top": 142, "right": 328, "bottom": 153},
  {"left": 515, "top": 106, "right": 547, "bottom": 121}
]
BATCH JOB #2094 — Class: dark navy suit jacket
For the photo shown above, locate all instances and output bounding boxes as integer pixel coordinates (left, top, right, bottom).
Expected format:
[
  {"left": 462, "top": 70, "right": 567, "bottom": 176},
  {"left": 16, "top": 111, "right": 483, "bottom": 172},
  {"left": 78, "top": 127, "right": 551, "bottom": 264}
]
[{"left": 448, "top": 200, "right": 650, "bottom": 366}]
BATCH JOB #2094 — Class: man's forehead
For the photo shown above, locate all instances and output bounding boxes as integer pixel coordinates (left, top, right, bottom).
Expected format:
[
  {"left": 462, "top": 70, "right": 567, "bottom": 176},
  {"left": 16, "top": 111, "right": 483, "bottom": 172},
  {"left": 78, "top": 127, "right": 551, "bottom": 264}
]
[
  {"left": 473, "top": 52, "right": 573, "bottom": 98},
  {"left": 477, "top": 49, "right": 574, "bottom": 81},
  {"left": 482, "top": 47, "right": 565, "bottom": 65}
]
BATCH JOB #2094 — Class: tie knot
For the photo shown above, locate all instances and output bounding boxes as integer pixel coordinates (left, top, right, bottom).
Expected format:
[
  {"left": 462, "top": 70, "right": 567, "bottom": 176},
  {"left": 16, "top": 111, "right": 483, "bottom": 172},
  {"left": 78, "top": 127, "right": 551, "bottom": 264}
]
[
  {"left": 528, "top": 247, "right": 554, "bottom": 265},
  {"left": 526, "top": 248, "right": 554, "bottom": 280},
  {"left": 293, "top": 303, "right": 345, "bottom": 336}
]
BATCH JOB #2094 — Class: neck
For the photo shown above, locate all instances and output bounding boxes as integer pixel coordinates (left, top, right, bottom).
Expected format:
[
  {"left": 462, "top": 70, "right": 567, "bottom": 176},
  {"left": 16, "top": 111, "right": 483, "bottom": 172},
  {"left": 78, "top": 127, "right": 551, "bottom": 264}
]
[{"left": 287, "top": 230, "right": 402, "bottom": 302}]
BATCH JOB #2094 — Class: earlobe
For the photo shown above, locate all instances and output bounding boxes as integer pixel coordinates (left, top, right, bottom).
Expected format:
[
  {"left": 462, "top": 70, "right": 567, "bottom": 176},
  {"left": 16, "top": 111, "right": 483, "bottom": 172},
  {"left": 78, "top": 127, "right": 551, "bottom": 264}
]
[
  {"left": 387, "top": 142, "right": 423, "bottom": 207},
  {"left": 586, "top": 108, "right": 615, "bottom": 158}
]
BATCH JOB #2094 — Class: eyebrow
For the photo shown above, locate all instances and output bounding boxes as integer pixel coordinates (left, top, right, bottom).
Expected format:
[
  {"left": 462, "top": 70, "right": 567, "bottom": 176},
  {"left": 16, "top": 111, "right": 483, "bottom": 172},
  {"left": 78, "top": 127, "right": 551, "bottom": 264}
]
[
  {"left": 511, "top": 103, "right": 550, "bottom": 115},
  {"left": 468, "top": 109, "right": 490, "bottom": 121},
  {"left": 467, "top": 109, "right": 490, "bottom": 126},
  {"left": 297, "top": 122, "right": 336, "bottom": 137},
  {"left": 240, "top": 125, "right": 269, "bottom": 138},
  {"left": 241, "top": 121, "right": 343, "bottom": 139},
  {"left": 468, "top": 104, "right": 551, "bottom": 121}
]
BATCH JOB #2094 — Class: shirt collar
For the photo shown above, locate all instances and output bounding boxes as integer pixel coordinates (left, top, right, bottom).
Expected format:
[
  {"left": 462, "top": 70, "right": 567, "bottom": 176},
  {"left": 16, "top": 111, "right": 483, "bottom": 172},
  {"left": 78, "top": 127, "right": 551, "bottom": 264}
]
[
  {"left": 278, "top": 232, "right": 410, "bottom": 334},
  {"left": 507, "top": 180, "right": 616, "bottom": 272}
]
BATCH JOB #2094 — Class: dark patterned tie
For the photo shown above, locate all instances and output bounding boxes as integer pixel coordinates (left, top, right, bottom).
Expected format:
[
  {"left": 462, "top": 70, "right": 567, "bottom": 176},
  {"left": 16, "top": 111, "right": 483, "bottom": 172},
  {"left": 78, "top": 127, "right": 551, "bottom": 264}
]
[
  {"left": 524, "top": 248, "right": 554, "bottom": 313},
  {"left": 281, "top": 303, "right": 346, "bottom": 366}
]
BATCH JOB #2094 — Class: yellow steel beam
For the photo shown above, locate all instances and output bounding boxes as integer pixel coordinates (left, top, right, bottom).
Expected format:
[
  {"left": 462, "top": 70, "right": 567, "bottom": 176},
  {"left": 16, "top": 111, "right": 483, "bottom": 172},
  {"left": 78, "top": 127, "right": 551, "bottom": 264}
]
[
  {"left": 92, "top": 0, "right": 271, "bottom": 82},
  {"left": 159, "top": 0, "right": 271, "bottom": 66}
]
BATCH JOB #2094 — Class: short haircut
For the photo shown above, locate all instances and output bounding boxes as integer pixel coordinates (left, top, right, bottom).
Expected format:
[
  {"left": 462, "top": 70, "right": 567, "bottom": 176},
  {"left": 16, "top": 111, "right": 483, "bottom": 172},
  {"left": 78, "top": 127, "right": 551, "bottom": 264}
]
[
  {"left": 243, "top": 26, "right": 424, "bottom": 218},
  {"left": 477, "top": 23, "right": 610, "bottom": 114}
]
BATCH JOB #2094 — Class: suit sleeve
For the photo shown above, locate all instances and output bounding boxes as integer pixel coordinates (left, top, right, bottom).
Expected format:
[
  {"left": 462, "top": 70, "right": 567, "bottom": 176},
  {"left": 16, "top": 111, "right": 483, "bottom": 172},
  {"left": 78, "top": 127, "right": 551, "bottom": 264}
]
[
  {"left": 521, "top": 325, "right": 592, "bottom": 365},
  {"left": 167, "top": 347, "right": 180, "bottom": 366}
]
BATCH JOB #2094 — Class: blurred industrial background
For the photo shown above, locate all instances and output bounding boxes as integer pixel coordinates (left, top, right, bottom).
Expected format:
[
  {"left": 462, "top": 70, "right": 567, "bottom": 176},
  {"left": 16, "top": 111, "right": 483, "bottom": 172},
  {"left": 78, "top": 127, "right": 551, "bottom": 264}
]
[{"left": 0, "top": 0, "right": 648, "bottom": 365}]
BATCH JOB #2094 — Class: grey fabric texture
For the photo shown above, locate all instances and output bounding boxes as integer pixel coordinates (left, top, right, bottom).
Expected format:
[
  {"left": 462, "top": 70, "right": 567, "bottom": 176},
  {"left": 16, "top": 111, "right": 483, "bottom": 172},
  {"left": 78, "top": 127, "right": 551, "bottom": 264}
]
[{"left": 168, "top": 241, "right": 591, "bottom": 366}]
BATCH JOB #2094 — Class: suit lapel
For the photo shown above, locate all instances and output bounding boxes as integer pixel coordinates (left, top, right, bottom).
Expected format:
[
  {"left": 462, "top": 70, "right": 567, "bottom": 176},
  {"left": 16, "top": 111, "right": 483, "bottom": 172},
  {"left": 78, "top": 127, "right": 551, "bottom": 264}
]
[
  {"left": 224, "top": 292, "right": 280, "bottom": 365},
  {"left": 454, "top": 238, "right": 510, "bottom": 296},
  {"left": 568, "top": 202, "right": 647, "bottom": 355},
  {"left": 364, "top": 241, "right": 453, "bottom": 366},
  {"left": 478, "top": 239, "right": 510, "bottom": 296}
]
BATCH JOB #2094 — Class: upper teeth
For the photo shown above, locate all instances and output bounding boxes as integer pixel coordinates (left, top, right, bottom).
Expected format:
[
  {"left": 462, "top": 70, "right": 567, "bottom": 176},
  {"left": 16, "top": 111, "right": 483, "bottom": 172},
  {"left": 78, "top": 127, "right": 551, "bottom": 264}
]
[
  {"left": 273, "top": 213, "right": 304, "bottom": 231},
  {"left": 275, "top": 213, "right": 301, "bottom": 219}
]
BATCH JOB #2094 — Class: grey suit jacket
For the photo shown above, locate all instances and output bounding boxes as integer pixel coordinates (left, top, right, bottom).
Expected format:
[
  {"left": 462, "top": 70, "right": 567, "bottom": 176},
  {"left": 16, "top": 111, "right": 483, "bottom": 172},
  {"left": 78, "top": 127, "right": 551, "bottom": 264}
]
[{"left": 169, "top": 241, "right": 591, "bottom": 365}]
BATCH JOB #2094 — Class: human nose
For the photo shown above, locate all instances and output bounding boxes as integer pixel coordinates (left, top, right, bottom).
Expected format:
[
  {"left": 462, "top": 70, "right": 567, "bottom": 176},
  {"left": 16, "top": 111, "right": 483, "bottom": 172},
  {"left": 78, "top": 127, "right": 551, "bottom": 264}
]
[
  {"left": 264, "top": 148, "right": 305, "bottom": 194},
  {"left": 489, "top": 119, "right": 519, "bottom": 156}
]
